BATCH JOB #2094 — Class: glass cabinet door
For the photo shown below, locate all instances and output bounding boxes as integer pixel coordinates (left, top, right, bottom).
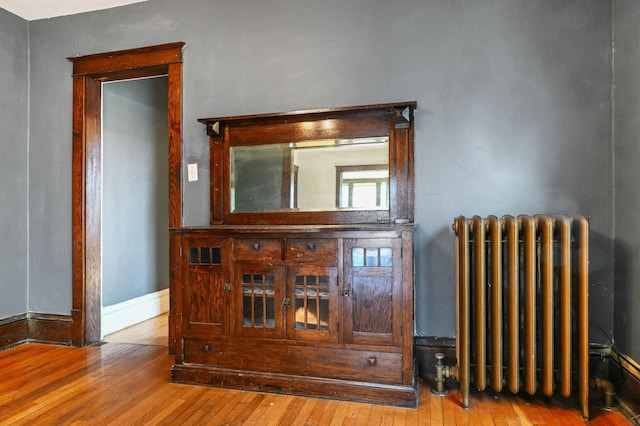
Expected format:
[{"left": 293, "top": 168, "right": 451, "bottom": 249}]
[
  {"left": 287, "top": 266, "right": 337, "bottom": 343},
  {"left": 234, "top": 264, "right": 284, "bottom": 338}
]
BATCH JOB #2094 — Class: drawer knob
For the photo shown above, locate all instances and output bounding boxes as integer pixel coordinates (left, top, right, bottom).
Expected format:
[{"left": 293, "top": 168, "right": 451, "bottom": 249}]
[
  {"left": 203, "top": 344, "right": 211, "bottom": 353},
  {"left": 253, "top": 243, "right": 260, "bottom": 251},
  {"left": 306, "top": 242, "right": 316, "bottom": 251},
  {"left": 368, "top": 356, "right": 377, "bottom": 366}
]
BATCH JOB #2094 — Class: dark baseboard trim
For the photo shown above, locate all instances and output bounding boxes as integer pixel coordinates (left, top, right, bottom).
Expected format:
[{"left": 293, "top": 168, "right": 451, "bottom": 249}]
[
  {"left": 0, "top": 313, "right": 73, "bottom": 351},
  {"left": 415, "top": 336, "right": 456, "bottom": 379},
  {"left": 0, "top": 314, "right": 29, "bottom": 350},
  {"left": 614, "top": 352, "right": 640, "bottom": 423},
  {"left": 28, "top": 312, "right": 73, "bottom": 345}
]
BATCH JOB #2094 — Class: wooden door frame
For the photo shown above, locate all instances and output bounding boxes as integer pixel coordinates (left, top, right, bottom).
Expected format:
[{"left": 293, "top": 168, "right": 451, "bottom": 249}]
[{"left": 69, "top": 42, "right": 185, "bottom": 346}]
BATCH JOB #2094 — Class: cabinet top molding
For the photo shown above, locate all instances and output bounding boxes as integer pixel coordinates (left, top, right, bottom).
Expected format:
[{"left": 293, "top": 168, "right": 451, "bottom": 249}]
[{"left": 197, "top": 101, "right": 417, "bottom": 127}]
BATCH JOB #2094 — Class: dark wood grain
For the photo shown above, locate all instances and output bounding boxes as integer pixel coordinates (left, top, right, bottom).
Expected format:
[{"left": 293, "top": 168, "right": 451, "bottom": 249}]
[
  {"left": 205, "top": 102, "right": 416, "bottom": 226},
  {"left": 68, "top": 42, "right": 185, "bottom": 76},
  {"left": 171, "top": 225, "right": 417, "bottom": 406},
  {"left": 0, "top": 314, "right": 28, "bottom": 349},
  {"left": 69, "top": 42, "right": 185, "bottom": 347},
  {"left": 0, "top": 314, "right": 73, "bottom": 351},
  {"left": 174, "top": 103, "right": 418, "bottom": 406},
  {"left": 29, "top": 313, "right": 72, "bottom": 345}
]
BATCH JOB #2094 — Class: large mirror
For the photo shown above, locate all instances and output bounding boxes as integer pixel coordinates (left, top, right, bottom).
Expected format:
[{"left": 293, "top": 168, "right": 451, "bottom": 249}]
[
  {"left": 200, "top": 102, "right": 415, "bottom": 225},
  {"left": 230, "top": 137, "right": 388, "bottom": 213}
]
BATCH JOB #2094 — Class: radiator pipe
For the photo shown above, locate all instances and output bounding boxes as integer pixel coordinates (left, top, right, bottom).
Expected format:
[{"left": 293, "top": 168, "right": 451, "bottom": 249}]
[
  {"left": 432, "top": 348, "right": 617, "bottom": 409},
  {"left": 591, "top": 377, "right": 615, "bottom": 410},
  {"left": 431, "top": 353, "right": 458, "bottom": 396},
  {"left": 589, "top": 345, "right": 617, "bottom": 410}
]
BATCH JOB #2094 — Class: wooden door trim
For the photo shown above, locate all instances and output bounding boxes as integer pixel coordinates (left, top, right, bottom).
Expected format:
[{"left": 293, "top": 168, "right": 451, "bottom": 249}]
[{"left": 69, "top": 42, "right": 185, "bottom": 346}]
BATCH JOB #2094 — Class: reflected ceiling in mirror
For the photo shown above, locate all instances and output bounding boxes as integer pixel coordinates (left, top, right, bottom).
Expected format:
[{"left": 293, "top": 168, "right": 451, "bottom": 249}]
[{"left": 231, "top": 137, "right": 389, "bottom": 213}]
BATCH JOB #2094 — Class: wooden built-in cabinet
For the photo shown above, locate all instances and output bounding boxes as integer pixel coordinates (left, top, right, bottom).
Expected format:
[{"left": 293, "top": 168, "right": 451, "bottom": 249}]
[{"left": 170, "top": 102, "right": 418, "bottom": 406}]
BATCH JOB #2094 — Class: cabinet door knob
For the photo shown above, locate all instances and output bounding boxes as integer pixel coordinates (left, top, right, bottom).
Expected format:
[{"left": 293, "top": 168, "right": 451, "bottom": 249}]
[{"left": 368, "top": 356, "right": 377, "bottom": 366}]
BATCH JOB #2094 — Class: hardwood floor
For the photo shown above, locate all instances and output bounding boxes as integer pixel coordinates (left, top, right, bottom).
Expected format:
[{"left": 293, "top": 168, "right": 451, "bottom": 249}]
[{"left": 0, "top": 314, "right": 631, "bottom": 425}]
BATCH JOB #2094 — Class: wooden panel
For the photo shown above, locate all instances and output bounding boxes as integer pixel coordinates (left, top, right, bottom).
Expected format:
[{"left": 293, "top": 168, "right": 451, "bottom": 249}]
[
  {"left": 285, "top": 238, "right": 337, "bottom": 264},
  {"left": 390, "top": 106, "right": 414, "bottom": 222},
  {"left": 183, "top": 238, "right": 230, "bottom": 337},
  {"left": 182, "top": 339, "right": 402, "bottom": 385},
  {"left": 185, "top": 270, "right": 228, "bottom": 334},
  {"left": 167, "top": 61, "right": 183, "bottom": 228},
  {"left": 71, "top": 75, "right": 102, "bottom": 347},
  {"left": 69, "top": 42, "right": 185, "bottom": 76},
  {"left": 227, "top": 114, "right": 390, "bottom": 146},
  {"left": 168, "top": 232, "right": 182, "bottom": 354},
  {"left": 352, "top": 274, "right": 393, "bottom": 334},
  {"left": 0, "top": 315, "right": 28, "bottom": 349},
  {"left": 343, "top": 238, "right": 401, "bottom": 346},
  {"left": 225, "top": 210, "right": 388, "bottom": 226},
  {"left": 172, "top": 364, "right": 417, "bottom": 408},
  {"left": 28, "top": 314, "right": 72, "bottom": 345},
  {"left": 233, "top": 238, "right": 282, "bottom": 260},
  {"left": 0, "top": 314, "right": 71, "bottom": 350}
]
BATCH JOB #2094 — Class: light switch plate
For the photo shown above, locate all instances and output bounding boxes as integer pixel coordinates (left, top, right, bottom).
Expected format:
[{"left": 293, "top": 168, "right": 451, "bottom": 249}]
[{"left": 187, "top": 163, "right": 198, "bottom": 182}]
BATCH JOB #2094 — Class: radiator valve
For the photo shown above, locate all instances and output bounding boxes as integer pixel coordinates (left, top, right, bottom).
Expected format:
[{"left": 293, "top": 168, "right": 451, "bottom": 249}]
[{"left": 431, "top": 353, "right": 457, "bottom": 396}]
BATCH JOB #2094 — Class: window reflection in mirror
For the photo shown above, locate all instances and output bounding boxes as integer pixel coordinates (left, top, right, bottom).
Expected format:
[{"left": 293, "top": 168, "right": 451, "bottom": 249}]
[
  {"left": 337, "top": 165, "right": 389, "bottom": 209},
  {"left": 230, "top": 137, "right": 389, "bottom": 213}
]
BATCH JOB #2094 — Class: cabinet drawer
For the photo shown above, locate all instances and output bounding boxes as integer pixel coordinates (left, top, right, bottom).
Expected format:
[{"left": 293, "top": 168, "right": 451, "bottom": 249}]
[
  {"left": 286, "top": 239, "right": 337, "bottom": 263},
  {"left": 183, "top": 339, "right": 402, "bottom": 385},
  {"left": 234, "top": 238, "right": 281, "bottom": 260}
]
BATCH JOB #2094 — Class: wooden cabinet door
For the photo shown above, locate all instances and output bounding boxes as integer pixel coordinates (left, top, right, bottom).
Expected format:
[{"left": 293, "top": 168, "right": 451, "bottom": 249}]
[
  {"left": 343, "top": 238, "right": 403, "bottom": 346},
  {"left": 182, "top": 237, "right": 231, "bottom": 337},
  {"left": 233, "top": 263, "right": 285, "bottom": 338},
  {"left": 286, "top": 265, "right": 338, "bottom": 343}
]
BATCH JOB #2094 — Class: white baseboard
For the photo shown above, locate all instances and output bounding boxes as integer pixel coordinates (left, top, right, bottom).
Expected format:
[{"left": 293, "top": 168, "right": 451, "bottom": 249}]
[{"left": 102, "top": 288, "right": 169, "bottom": 338}]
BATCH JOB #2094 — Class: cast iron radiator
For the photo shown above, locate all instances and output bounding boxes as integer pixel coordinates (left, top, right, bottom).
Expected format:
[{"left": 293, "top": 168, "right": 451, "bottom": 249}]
[{"left": 452, "top": 214, "right": 589, "bottom": 419}]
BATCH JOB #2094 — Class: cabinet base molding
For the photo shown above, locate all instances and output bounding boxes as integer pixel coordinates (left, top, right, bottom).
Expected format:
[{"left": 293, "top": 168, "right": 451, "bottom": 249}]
[{"left": 171, "top": 364, "right": 419, "bottom": 407}]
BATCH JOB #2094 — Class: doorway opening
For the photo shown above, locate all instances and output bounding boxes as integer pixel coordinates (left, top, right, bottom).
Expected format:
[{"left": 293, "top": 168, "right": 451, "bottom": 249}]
[
  {"left": 101, "top": 77, "right": 170, "bottom": 338},
  {"left": 69, "top": 43, "right": 185, "bottom": 348}
]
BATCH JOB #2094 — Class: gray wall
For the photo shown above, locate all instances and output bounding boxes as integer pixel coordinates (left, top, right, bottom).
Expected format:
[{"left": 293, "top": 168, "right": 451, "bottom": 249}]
[
  {"left": 614, "top": 0, "right": 640, "bottom": 361},
  {"left": 13, "top": 0, "right": 615, "bottom": 343},
  {"left": 102, "top": 77, "right": 169, "bottom": 307},
  {"left": 0, "top": 8, "right": 29, "bottom": 317}
]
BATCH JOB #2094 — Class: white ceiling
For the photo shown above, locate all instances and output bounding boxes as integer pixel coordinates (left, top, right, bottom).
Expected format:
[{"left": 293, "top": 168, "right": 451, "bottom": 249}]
[{"left": 0, "top": 0, "right": 149, "bottom": 21}]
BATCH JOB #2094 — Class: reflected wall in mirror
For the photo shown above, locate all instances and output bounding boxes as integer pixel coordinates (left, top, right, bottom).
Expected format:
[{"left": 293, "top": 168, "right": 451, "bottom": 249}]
[{"left": 230, "top": 137, "right": 388, "bottom": 213}]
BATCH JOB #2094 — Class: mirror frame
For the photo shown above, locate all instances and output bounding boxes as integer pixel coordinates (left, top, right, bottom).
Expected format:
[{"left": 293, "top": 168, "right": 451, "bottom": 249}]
[{"left": 199, "top": 101, "right": 416, "bottom": 225}]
